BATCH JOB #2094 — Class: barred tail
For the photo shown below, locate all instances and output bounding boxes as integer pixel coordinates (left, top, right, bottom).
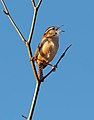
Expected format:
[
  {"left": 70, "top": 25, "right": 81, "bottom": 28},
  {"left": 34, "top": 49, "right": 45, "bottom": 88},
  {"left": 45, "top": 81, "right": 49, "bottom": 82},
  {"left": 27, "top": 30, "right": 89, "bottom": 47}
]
[{"left": 38, "top": 64, "right": 43, "bottom": 81}]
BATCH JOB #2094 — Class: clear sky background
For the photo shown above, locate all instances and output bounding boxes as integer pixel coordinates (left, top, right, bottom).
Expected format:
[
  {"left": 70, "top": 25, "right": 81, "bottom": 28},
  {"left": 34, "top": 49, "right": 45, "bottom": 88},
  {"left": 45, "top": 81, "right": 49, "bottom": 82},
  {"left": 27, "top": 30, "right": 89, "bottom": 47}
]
[{"left": 0, "top": 0, "right": 94, "bottom": 120}]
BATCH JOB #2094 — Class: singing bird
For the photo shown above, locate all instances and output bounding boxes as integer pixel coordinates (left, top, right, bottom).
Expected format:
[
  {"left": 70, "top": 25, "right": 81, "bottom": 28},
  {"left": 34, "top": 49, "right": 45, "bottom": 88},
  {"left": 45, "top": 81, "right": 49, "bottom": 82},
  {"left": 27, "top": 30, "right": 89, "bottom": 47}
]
[{"left": 34, "top": 25, "right": 64, "bottom": 81}]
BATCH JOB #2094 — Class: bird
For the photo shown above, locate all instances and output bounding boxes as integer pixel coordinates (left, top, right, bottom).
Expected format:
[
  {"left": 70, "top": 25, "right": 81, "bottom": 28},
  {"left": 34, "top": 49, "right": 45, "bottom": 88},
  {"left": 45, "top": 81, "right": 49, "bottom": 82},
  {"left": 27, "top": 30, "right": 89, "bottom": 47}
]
[{"left": 34, "top": 25, "right": 65, "bottom": 81}]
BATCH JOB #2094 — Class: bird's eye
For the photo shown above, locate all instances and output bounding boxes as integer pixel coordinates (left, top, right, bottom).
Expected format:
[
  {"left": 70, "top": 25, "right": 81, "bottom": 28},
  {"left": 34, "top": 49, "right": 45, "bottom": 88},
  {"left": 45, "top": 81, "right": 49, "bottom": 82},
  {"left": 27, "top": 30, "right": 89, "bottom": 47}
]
[{"left": 52, "top": 27, "right": 55, "bottom": 30}]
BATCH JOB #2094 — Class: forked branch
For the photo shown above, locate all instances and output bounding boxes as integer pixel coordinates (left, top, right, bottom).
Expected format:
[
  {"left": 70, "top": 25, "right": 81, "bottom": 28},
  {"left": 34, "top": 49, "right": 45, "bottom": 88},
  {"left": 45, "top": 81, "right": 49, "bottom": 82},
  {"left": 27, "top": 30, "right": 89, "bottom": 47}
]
[
  {"left": 1, "top": 1, "right": 71, "bottom": 120},
  {"left": 32, "top": 0, "right": 42, "bottom": 9},
  {"left": 1, "top": 0, "right": 42, "bottom": 120}
]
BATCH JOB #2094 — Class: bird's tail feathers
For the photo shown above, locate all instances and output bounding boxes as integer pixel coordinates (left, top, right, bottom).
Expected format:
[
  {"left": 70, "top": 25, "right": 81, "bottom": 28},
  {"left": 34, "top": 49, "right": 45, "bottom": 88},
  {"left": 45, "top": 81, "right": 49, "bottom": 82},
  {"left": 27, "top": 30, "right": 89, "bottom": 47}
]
[{"left": 38, "top": 64, "right": 43, "bottom": 81}]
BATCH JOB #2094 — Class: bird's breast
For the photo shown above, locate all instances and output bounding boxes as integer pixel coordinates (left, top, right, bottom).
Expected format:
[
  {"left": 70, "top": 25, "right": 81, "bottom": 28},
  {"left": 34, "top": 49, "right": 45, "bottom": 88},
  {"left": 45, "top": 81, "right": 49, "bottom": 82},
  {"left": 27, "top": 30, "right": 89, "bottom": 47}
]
[
  {"left": 42, "top": 39, "right": 59, "bottom": 61},
  {"left": 36, "top": 37, "right": 59, "bottom": 67}
]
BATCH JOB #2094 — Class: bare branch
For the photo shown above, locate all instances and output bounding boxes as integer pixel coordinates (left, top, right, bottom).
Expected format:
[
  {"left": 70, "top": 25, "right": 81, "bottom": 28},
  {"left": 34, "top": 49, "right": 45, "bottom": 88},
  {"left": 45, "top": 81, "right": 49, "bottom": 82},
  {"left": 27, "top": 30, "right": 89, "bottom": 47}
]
[
  {"left": 1, "top": 0, "right": 26, "bottom": 43},
  {"left": 1, "top": 0, "right": 8, "bottom": 13},
  {"left": 24, "top": 1, "right": 43, "bottom": 120},
  {"left": 42, "top": 44, "right": 72, "bottom": 80},
  {"left": 43, "top": 68, "right": 55, "bottom": 81},
  {"left": 32, "top": 0, "right": 36, "bottom": 8},
  {"left": 21, "top": 115, "right": 27, "bottom": 119},
  {"left": 31, "top": 0, "right": 42, "bottom": 9},
  {"left": 1, "top": 1, "right": 42, "bottom": 119},
  {"left": 27, "top": 10, "right": 37, "bottom": 44},
  {"left": 55, "top": 44, "right": 72, "bottom": 67},
  {"left": 26, "top": 42, "right": 39, "bottom": 82},
  {"left": 27, "top": 81, "right": 41, "bottom": 120},
  {"left": 36, "top": 0, "right": 42, "bottom": 9},
  {"left": 28, "top": 0, "right": 42, "bottom": 44},
  {"left": 26, "top": 1, "right": 43, "bottom": 119}
]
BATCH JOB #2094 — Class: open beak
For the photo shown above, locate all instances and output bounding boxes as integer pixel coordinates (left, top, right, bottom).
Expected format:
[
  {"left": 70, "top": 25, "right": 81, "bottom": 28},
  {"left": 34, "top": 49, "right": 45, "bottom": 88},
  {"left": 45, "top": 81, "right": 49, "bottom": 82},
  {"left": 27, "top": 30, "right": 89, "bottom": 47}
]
[{"left": 56, "top": 25, "right": 65, "bottom": 33}]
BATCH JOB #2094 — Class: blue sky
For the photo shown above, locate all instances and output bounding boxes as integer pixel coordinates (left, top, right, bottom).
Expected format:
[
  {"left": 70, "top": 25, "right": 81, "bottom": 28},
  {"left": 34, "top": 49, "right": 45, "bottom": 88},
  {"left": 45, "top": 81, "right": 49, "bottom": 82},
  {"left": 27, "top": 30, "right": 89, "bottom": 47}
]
[{"left": 0, "top": 0, "right": 94, "bottom": 120}]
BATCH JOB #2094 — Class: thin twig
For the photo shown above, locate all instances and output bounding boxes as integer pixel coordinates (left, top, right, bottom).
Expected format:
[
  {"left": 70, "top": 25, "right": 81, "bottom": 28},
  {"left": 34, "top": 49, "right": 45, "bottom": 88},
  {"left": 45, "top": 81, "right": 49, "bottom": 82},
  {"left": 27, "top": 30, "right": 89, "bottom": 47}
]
[
  {"left": 27, "top": 10, "right": 37, "bottom": 44},
  {"left": 21, "top": 115, "right": 27, "bottom": 119},
  {"left": 36, "top": 0, "right": 42, "bottom": 9},
  {"left": 42, "top": 44, "right": 72, "bottom": 80},
  {"left": 27, "top": 81, "right": 41, "bottom": 120},
  {"left": 1, "top": 0, "right": 8, "bottom": 12},
  {"left": 28, "top": 0, "right": 42, "bottom": 44},
  {"left": 32, "top": 0, "right": 36, "bottom": 8},
  {"left": 1, "top": 0, "right": 26, "bottom": 43},
  {"left": 55, "top": 44, "right": 72, "bottom": 67}
]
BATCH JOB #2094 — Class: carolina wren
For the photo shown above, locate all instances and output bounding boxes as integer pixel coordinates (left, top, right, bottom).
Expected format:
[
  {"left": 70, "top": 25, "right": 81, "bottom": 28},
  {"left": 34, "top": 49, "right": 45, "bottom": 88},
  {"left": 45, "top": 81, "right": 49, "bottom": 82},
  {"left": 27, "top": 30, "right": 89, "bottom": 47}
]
[{"left": 34, "top": 25, "right": 64, "bottom": 81}]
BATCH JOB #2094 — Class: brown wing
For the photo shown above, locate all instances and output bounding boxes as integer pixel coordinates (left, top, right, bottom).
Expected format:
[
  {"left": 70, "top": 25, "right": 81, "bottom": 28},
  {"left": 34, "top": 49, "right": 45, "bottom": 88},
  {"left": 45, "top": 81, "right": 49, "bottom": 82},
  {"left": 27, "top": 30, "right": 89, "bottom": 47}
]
[{"left": 34, "top": 37, "right": 48, "bottom": 60}]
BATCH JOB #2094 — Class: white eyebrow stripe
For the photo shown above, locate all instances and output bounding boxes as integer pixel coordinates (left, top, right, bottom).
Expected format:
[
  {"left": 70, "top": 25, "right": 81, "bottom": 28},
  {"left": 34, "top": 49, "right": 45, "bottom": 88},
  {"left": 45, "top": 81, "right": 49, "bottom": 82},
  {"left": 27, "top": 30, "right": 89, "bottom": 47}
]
[{"left": 45, "top": 26, "right": 54, "bottom": 33}]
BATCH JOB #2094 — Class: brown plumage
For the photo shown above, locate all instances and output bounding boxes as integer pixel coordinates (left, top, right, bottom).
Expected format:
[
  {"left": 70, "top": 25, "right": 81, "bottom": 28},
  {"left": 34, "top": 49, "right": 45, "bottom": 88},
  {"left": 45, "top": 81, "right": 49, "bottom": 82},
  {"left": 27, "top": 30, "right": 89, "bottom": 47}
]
[{"left": 34, "top": 25, "right": 64, "bottom": 81}]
